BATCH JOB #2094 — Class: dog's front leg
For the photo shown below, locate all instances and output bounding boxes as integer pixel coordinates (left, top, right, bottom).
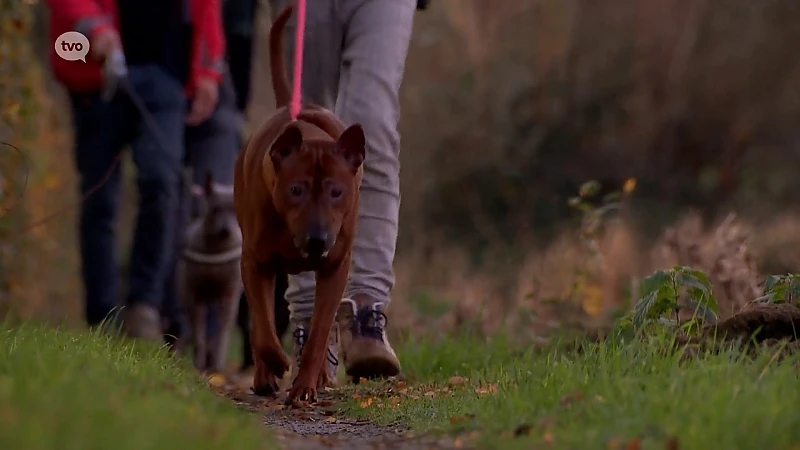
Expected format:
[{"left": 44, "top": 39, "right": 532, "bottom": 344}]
[
  {"left": 207, "top": 284, "right": 242, "bottom": 374},
  {"left": 189, "top": 302, "right": 208, "bottom": 372},
  {"left": 242, "top": 258, "right": 290, "bottom": 396},
  {"left": 287, "top": 255, "right": 351, "bottom": 404}
]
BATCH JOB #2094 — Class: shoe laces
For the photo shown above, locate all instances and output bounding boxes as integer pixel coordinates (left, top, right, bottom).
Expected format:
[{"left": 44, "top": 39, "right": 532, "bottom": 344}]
[
  {"left": 292, "top": 326, "right": 339, "bottom": 367},
  {"left": 354, "top": 305, "right": 388, "bottom": 340}
]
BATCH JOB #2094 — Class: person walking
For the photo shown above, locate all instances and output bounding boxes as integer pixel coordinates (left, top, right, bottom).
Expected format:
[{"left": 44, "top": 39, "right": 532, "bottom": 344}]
[
  {"left": 267, "top": 0, "right": 426, "bottom": 382},
  {"left": 46, "top": 0, "right": 225, "bottom": 340}
]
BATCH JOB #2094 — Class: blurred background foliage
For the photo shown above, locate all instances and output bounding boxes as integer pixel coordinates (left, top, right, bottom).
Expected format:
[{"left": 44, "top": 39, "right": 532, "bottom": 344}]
[{"left": 3, "top": 0, "right": 800, "bottom": 339}]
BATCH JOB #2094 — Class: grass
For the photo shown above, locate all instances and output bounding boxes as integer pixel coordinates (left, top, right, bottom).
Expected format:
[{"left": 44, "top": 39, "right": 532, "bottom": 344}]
[
  {"left": 0, "top": 321, "right": 271, "bottom": 450},
  {"left": 340, "top": 333, "right": 800, "bottom": 449}
]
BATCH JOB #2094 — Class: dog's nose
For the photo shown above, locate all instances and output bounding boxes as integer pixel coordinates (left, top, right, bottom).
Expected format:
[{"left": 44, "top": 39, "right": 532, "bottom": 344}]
[{"left": 304, "top": 233, "right": 327, "bottom": 258}]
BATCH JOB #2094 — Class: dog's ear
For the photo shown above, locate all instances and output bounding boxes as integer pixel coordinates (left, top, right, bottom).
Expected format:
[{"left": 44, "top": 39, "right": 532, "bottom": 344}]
[
  {"left": 203, "top": 171, "right": 215, "bottom": 198},
  {"left": 335, "top": 124, "right": 365, "bottom": 173},
  {"left": 270, "top": 124, "right": 304, "bottom": 169}
]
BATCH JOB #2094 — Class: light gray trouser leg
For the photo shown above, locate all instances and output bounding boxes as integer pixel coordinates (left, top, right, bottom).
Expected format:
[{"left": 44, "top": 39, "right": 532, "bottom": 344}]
[{"left": 267, "top": 0, "right": 415, "bottom": 321}]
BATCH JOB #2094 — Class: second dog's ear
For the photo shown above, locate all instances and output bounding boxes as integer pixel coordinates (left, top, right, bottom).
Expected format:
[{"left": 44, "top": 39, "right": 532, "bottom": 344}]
[
  {"left": 270, "top": 124, "right": 304, "bottom": 169},
  {"left": 335, "top": 124, "right": 366, "bottom": 173}
]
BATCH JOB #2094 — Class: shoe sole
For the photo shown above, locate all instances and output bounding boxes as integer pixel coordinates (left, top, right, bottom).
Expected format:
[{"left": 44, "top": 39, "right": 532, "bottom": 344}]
[{"left": 346, "top": 356, "right": 400, "bottom": 383}]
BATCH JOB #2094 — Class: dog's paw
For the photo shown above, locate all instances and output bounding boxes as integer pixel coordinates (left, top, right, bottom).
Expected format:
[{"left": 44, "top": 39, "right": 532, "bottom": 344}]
[
  {"left": 252, "top": 369, "right": 282, "bottom": 397},
  {"left": 256, "top": 346, "right": 291, "bottom": 379},
  {"left": 316, "top": 366, "right": 334, "bottom": 390},
  {"left": 286, "top": 381, "right": 317, "bottom": 405}
]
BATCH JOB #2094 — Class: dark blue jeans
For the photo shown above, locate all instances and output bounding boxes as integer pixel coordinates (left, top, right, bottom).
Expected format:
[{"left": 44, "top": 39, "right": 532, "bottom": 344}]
[
  {"left": 161, "top": 71, "right": 242, "bottom": 342},
  {"left": 69, "top": 64, "right": 186, "bottom": 327}
]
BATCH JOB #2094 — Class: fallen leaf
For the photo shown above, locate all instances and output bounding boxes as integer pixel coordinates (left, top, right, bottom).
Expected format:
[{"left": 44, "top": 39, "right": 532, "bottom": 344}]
[
  {"left": 475, "top": 384, "right": 498, "bottom": 395},
  {"left": 448, "top": 376, "right": 468, "bottom": 386},
  {"left": 325, "top": 416, "right": 337, "bottom": 423},
  {"left": 543, "top": 431, "right": 554, "bottom": 444},
  {"left": 622, "top": 177, "right": 637, "bottom": 194},
  {"left": 665, "top": 437, "right": 679, "bottom": 450},
  {"left": 560, "top": 390, "right": 585, "bottom": 406},
  {"left": 424, "top": 390, "right": 436, "bottom": 397},
  {"left": 207, "top": 374, "right": 226, "bottom": 388},
  {"left": 289, "top": 399, "right": 310, "bottom": 410},
  {"left": 449, "top": 415, "right": 474, "bottom": 425},
  {"left": 359, "top": 397, "right": 374, "bottom": 408},
  {"left": 454, "top": 437, "right": 464, "bottom": 448},
  {"left": 625, "top": 439, "right": 641, "bottom": 450},
  {"left": 608, "top": 437, "right": 621, "bottom": 449}
]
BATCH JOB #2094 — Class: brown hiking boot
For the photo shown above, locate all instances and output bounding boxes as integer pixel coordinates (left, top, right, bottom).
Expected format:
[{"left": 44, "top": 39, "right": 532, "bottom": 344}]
[
  {"left": 120, "top": 303, "right": 163, "bottom": 343},
  {"left": 338, "top": 296, "right": 401, "bottom": 382},
  {"left": 290, "top": 320, "right": 340, "bottom": 388}
]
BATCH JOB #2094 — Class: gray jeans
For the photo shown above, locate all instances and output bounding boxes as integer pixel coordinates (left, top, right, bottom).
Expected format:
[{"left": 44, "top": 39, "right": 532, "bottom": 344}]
[{"left": 267, "top": 0, "right": 415, "bottom": 321}]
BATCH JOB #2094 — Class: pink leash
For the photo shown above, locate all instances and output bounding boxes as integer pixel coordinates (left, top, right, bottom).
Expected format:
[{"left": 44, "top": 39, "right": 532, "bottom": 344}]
[{"left": 289, "top": 0, "right": 307, "bottom": 120}]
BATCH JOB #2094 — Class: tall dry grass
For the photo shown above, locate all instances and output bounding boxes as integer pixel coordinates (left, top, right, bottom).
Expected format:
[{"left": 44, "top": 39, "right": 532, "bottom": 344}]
[{"left": 5, "top": 0, "right": 800, "bottom": 339}]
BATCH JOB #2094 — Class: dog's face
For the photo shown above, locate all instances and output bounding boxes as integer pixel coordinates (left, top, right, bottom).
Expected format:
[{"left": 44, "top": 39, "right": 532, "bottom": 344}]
[
  {"left": 193, "top": 173, "right": 241, "bottom": 248},
  {"left": 268, "top": 123, "right": 365, "bottom": 260}
]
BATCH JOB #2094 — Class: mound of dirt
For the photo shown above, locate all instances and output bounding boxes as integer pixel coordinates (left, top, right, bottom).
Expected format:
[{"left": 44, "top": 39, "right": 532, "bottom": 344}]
[{"left": 707, "top": 303, "right": 800, "bottom": 343}]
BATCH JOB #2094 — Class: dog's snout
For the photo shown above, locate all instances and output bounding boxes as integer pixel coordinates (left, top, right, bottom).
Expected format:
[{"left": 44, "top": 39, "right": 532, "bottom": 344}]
[{"left": 304, "top": 233, "right": 328, "bottom": 258}]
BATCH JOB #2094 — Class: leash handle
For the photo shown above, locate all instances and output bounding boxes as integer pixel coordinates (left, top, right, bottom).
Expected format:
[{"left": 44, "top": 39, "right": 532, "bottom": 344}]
[{"left": 289, "top": 0, "right": 307, "bottom": 120}]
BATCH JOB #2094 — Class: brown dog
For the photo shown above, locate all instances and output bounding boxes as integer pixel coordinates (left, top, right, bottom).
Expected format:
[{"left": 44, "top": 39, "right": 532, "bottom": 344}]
[
  {"left": 233, "top": 4, "right": 365, "bottom": 403},
  {"left": 179, "top": 172, "right": 244, "bottom": 374}
]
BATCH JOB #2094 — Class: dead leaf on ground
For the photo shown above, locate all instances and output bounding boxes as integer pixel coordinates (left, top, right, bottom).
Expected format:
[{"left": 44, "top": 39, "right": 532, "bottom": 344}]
[
  {"left": 543, "top": 431, "right": 554, "bottom": 444},
  {"left": 325, "top": 416, "right": 337, "bottom": 423},
  {"left": 625, "top": 439, "right": 642, "bottom": 450},
  {"left": 475, "top": 384, "right": 498, "bottom": 395},
  {"left": 449, "top": 414, "right": 475, "bottom": 425},
  {"left": 448, "top": 376, "right": 468, "bottom": 386},
  {"left": 560, "top": 390, "right": 585, "bottom": 406},
  {"left": 359, "top": 397, "right": 374, "bottom": 408},
  {"left": 207, "top": 374, "right": 226, "bottom": 388}
]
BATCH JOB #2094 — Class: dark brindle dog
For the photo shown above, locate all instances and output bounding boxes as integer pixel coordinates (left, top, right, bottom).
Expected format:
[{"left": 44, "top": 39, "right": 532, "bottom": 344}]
[
  {"left": 179, "top": 172, "right": 244, "bottom": 373},
  {"left": 234, "top": 4, "right": 365, "bottom": 403}
]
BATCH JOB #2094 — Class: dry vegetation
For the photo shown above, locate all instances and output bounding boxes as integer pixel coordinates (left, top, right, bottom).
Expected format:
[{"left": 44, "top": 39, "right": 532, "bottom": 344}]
[{"left": 3, "top": 0, "right": 800, "bottom": 339}]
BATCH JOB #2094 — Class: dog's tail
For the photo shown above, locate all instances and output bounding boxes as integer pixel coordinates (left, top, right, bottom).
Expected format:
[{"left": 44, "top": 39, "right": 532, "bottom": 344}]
[{"left": 270, "top": 4, "right": 293, "bottom": 109}]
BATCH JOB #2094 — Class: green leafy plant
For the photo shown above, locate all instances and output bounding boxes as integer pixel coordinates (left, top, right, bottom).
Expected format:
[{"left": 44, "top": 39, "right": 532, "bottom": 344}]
[
  {"left": 752, "top": 274, "right": 800, "bottom": 306},
  {"left": 616, "top": 266, "right": 719, "bottom": 338}
]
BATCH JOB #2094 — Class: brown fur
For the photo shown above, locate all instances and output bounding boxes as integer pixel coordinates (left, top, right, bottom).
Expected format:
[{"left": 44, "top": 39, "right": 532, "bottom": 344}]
[
  {"left": 179, "top": 172, "right": 244, "bottom": 374},
  {"left": 234, "top": 4, "right": 365, "bottom": 403}
]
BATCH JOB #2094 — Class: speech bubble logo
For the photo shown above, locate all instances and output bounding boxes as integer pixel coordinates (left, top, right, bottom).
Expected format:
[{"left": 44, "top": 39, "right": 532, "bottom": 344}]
[{"left": 55, "top": 31, "right": 90, "bottom": 63}]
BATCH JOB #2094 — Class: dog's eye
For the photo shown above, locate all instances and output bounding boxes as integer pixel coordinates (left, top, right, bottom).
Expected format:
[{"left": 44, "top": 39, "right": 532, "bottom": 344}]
[
  {"left": 329, "top": 188, "right": 343, "bottom": 199},
  {"left": 289, "top": 184, "right": 305, "bottom": 197}
]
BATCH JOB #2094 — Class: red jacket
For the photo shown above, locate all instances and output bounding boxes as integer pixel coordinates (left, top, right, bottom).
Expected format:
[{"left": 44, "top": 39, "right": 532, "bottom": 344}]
[{"left": 46, "top": 0, "right": 225, "bottom": 95}]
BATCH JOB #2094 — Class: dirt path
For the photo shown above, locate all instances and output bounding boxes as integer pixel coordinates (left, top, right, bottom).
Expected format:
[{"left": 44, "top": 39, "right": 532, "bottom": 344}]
[{"left": 215, "top": 374, "right": 465, "bottom": 450}]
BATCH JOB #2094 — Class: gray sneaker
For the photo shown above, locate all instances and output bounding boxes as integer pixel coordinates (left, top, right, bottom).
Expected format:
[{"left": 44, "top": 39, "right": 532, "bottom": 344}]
[
  {"left": 290, "top": 320, "right": 340, "bottom": 389},
  {"left": 120, "top": 303, "right": 163, "bottom": 343},
  {"left": 338, "top": 296, "right": 401, "bottom": 382}
]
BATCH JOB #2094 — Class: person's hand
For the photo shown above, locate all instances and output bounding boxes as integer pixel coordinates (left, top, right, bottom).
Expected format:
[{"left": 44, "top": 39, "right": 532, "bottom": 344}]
[
  {"left": 101, "top": 48, "right": 128, "bottom": 102},
  {"left": 185, "top": 76, "right": 219, "bottom": 125},
  {"left": 90, "top": 30, "right": 121, "bottom": 63}
]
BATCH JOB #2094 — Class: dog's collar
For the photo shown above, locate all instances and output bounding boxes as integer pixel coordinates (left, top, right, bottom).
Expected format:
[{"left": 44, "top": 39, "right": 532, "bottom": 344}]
[{"left": 182, "top": 246, "right": 242, "bottom": 265}]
